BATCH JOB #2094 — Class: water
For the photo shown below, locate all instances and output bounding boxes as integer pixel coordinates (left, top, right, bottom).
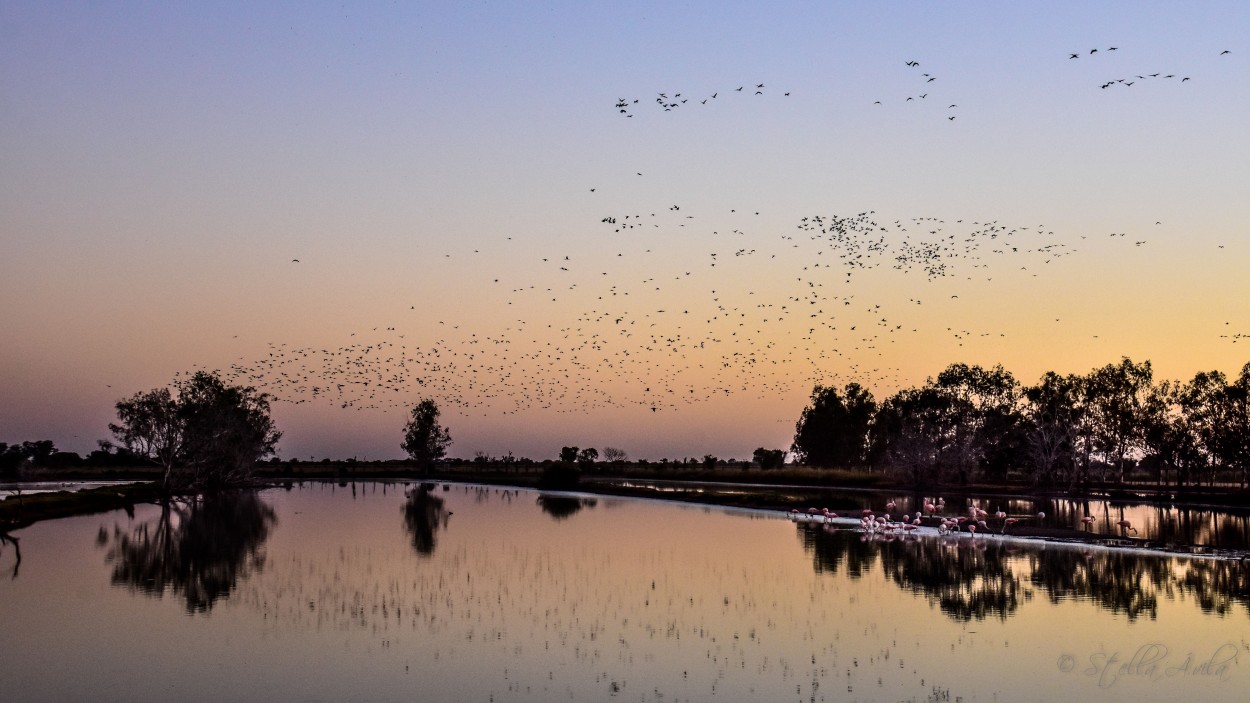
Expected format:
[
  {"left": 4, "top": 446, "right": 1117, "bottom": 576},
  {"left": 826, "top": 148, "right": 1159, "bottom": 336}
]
[
  {"left": 602, "top": 478, "right": 1250, "bottom": 552},
  {"left": 0, "top": 480, "right": 136, "bottom": 500},
  {"left": 1, "top": 481, "right": 1247, "bottom": 702}
]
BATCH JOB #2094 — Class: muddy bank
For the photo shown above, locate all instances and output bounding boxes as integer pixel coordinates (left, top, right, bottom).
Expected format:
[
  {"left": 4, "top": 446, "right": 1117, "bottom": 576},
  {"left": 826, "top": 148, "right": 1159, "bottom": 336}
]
[{"left": 0, "top": 483, "right": 163, "bottom": 530}]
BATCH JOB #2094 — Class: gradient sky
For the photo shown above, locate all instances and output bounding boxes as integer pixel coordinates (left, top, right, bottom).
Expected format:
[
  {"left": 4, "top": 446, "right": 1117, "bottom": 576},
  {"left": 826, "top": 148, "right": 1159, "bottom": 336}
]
[{"left": 2, "top": 1, "right": 1248, "bottom": 462}]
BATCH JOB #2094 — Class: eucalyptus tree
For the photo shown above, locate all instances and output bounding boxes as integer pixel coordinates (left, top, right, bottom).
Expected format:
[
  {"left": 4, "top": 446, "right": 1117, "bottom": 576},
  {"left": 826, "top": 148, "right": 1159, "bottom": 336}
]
[
  {"left": 931, "top": 363, "right": 1022, "bottom": 484},
  {"left": 1165, "top": 363, "right": 1250, "bottom": 488},
  {"left": 1085, "top": 357, "right": 1154, "bottom": 483},
  {"left": 1223, "top": 363, "right": 1250, "bottom": 488},
  {"left": 1023, "top": 372, "right": 1082, "bottom": 489},
  {"left": 1142, "top": 378, "right": 1205, "bottom": 489},
  {"left": 1175, "top": 371, "right": 1233, "bottom": 486},
  {"left": 791, "top": 382, "right": 877, "bottom": 469},
  {"left": 870, "top": 385, "right": 951, "bottom": 487}
]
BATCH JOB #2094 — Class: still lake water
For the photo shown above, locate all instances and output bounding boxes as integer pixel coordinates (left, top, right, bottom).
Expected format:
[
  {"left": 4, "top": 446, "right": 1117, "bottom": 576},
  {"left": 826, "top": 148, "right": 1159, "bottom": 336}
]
[{"left": 1, "top": 481, "right": 1247, "bottom": 702}]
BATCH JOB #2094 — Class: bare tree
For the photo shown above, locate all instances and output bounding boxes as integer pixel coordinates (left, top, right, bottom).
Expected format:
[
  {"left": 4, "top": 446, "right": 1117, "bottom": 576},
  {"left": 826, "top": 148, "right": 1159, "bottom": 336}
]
[{"left": 601, "top": 446, "right": 628, "bottom": 464}]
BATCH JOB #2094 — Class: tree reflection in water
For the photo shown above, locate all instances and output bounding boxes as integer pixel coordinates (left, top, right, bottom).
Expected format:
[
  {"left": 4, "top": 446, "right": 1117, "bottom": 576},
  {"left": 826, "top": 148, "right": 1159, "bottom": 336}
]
[
  {"left": 402, "top": 484, "right": 449, "bottom": 556},
  {"left": 796, "top": 523, "right": 1250, "bottom": 622},
  {"left": 536, "top": 495, "right": 597, "bottom": 521},
  {"left": 1028, "top": 548, "right": 1166, "bottom": 619},
  {"left": 799, "top": 524, "right": 1022, "bottom": 620},
  {"left": 0, "top": 530, "right": 19, "bottom": 579},
  {"left": 104, "top": 492, "right": 276, "bottom": 613}
]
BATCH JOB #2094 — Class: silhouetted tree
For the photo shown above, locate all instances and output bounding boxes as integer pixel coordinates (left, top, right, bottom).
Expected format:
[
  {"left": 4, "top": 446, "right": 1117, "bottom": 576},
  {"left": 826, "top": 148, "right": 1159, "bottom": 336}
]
[
  {"left": 0, "top": 441, "right": 59, "bottom": 478},
  {"left": 791, "top": 383, "right": 876, "bottom": 468},
  {"left": 871, "top": 386, "right": 951, "bottom": 486},
  {"left": 1143, "top": 376, "right": 1210, "bottom": 488},
  {"left": 932, "top": 363, "right": 1022, "bottom": 484},
  {"left": 559, "top": 446, "right": 580, "bottom": 464},
  {"left": 109, "top": 372, "right": 280, "bottom": 490},
  {"left": 753, "top": 447, "right": 786, "bottom": 469},
  {"left": 601, "top": 446, "right": 628, "bottom": 465},
  {"left": 0, "top": 444, "right": 27, "bottom": 478},
  {"left": 111, "top": 387, "right": 183, "bottom": 487},
  {"left": 577, "top": 447, "right": 598, "bottom": 468},
  {"left": 177, "top": 372, "right": 281, "bottom": 489},
  {"left": 401, "top": 400, "right": 452, "bottom": 473},
  {"left": 1223, "top": 363, "right": 1250, "bottom": 488},
  {"left": 797, "top": 357, "right": 1250, "bottom": 489},
  {"left": 1086, "top": 357, "right": 1153, "bottom": 483},
  {"left": 1023, "top": 372, "right": 1082, "bottom": 488}
]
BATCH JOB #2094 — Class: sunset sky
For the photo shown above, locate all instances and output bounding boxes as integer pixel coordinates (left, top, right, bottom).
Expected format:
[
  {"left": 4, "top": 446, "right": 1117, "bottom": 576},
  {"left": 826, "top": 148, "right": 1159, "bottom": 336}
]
[{"left": 2, "top": 1, "right": 1247, "bottom": 462}]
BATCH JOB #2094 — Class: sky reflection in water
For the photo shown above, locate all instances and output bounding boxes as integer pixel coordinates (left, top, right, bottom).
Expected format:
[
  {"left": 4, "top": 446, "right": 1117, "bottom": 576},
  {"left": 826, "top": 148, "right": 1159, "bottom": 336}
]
[{"left": 0, "top": 482, "right": 1247, "bottom": 702}]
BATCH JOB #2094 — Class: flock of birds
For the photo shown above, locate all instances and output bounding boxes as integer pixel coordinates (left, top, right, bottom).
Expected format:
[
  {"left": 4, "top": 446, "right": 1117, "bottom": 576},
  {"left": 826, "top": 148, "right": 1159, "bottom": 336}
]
[
  {"left": 872, "top": 60, "right": 960, "bottom": 122},
  {"left": 1070, "top": 46, "right": 1234, "bottom": 89},
  {"left": 789, "top": 498, "right": 1141, "bottom": 539},
  {"left": 214, "top": 47, "right": 1240, "bottom": 428},
  {"left": 614, "top": 82, "right": 789, "bottom": 117},
  {"left": 228, "top": 205, "right": 1135, "bottom": 418}
]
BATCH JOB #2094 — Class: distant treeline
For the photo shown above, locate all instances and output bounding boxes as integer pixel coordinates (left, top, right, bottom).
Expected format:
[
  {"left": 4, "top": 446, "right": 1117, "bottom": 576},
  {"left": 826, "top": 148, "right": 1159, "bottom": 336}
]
[
  {"left": 791, "top": 357, "right": 1250, "bottom": 491},
  {"left": 0, "top": 440, "right": 149, "bottom": 477}
]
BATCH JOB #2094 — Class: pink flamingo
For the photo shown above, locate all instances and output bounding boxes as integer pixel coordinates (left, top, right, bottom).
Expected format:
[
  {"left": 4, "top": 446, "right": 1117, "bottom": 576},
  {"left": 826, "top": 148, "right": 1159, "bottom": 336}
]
[{"left": 1117, "top": 519, "right": 1138, "bottom": 535}]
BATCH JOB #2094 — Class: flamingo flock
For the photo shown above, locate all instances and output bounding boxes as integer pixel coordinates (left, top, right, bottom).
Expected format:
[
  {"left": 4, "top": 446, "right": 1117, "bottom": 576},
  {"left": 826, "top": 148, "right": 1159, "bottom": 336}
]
[
  {"left": 789, "top": 499, "right": 1153, "bottom": 545},
  {"left": 788, "top": 498, "right": 1055, "bottom": 539}
]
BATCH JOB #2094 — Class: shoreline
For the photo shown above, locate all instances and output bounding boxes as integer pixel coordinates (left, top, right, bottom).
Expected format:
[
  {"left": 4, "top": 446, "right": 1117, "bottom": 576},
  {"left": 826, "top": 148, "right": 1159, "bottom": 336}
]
[{"left": 5, "top": 470, "right": 1250, "bottom": 552}]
